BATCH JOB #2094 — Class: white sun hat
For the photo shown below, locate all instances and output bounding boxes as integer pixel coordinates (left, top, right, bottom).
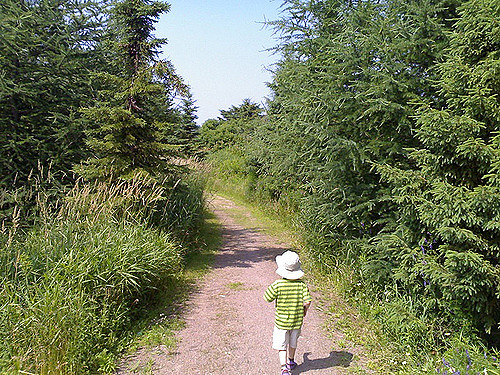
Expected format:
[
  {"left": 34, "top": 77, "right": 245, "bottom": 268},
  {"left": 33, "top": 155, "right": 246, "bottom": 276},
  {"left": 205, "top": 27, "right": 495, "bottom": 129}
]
[{"left": 276, "top": 251, "right": 305, "bottom": 280}]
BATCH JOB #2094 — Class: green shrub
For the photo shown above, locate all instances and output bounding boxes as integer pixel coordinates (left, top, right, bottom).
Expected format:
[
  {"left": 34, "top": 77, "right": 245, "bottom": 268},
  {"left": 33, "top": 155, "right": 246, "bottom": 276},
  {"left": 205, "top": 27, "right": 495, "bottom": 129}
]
[
  {"left": 0, "top": 174, "right": 200, "bottom": 374},
  {"left": 206, "top": 148, "right": 248, "bottom": 178}
]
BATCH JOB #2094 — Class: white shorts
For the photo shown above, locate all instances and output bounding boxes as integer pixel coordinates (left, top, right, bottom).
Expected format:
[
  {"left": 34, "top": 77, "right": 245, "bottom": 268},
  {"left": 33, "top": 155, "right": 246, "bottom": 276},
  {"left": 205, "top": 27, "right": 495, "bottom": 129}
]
[{"left": 272, "top": 326, "right": 301, "bottom": 350}]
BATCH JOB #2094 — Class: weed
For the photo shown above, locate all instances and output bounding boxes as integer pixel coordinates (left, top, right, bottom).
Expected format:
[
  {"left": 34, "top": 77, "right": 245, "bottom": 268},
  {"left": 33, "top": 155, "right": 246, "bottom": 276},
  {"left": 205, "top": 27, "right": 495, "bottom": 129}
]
[{"left": 227, "top": 282, "right": 246, "bottom": 290}]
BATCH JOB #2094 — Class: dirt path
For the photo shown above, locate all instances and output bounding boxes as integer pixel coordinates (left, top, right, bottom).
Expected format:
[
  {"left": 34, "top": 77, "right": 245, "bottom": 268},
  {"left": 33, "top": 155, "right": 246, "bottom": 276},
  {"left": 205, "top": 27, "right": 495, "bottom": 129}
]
[{"left": 119, "top": 196, "right": 362, "bottom": 374}]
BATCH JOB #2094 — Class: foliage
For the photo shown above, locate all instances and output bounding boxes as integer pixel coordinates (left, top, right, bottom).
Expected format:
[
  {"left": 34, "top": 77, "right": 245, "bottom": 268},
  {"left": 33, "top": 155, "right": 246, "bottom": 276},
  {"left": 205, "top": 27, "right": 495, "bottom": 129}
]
[
  {"left": 0, "top": 0, "right": 108, "bottom": 188},
  {"left": 218, "top": 98, "right": 263, "bottom": 121},
  {"left": 206, "top": 147, "right": 249, "bottom": 179},
  {"left": 0, "top": 164, "right": 72, "bottom": 228},
  {"left": 76, "top": 0, "right": 189, "bottom": 180},
  {"left": 199, "top": 99, "right": 264, "bottom": 151},
  {"left": 373, "top": 0, "right": 500, "bottom": 336},
  {"left": 264, "top": 0, "right": 460, "bottom": 252},
  {"left": 203, "top": 0, "right": 461, "bottom": 263},
  {"left": 0, "top": 0, "right": 205, "bottom": 372},
  {"left": 0, "top": 176, "right": 188, "bottom": 374},
  {"left": 198, "top": 0, "right": 500, "bottom": 368},
  {"left": 176, "top": 92, "right": 200, "bottom": 156}
]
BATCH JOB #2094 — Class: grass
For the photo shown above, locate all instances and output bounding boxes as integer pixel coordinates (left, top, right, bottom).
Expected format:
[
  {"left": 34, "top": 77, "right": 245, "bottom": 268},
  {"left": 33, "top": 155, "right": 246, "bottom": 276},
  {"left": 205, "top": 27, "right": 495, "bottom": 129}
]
[
  {"left": 119, "top": 208, "right": 222, "bottom": 372},
  {"left": 0, "top": 173, "right": 207, "bottom": 375},
  {"left": 226, "top": 281, "right": 246, "bottom": 290},
  {"left": 206, "top": 188, "right": 298, "bottom": 248}
]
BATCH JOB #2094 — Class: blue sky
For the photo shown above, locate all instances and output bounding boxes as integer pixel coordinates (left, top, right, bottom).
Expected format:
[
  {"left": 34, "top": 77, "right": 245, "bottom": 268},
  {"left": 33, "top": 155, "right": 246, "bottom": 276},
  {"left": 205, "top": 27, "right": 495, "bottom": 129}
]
[{"left": 156, "top": 0, "right": 283, "bottom": 124}]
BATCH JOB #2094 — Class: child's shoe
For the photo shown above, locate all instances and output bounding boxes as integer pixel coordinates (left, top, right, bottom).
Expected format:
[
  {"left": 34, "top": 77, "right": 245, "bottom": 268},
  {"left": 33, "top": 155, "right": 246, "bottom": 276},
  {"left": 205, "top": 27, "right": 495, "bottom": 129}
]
[
  {"left": 287, "top": 359, "right": 298, "bottom": 370},
  {"left": 281, "top": 366, "right": 291, "bottom": 375}
]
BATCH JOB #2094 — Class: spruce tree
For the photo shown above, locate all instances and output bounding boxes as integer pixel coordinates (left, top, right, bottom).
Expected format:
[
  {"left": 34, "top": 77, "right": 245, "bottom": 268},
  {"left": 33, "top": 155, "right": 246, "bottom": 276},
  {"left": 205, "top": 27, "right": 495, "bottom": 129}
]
[
  {"left": 77, "top": 0, "right": 187, "bottom": 180},
  {"left": 0, "top": 0, "right": 106, "bottom": 188},
  {"left": 261, "top": 0, "right": 459, "bottom": 258},
  {"left": 376, "top": 0, "right": 500, "bottom": 334},
  {"left": 177, "top": 92, "right": 200, "bottom": 156},
  {"left": 219, "top": 98, "right": 263, "bottom": 121}
]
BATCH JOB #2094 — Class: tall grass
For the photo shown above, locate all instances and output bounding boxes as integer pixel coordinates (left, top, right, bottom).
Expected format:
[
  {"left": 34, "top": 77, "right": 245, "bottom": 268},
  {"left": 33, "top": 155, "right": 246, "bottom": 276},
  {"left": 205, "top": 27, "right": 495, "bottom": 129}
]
[{"left": 0, "top": 172, "right": 205, "bottom": 374}]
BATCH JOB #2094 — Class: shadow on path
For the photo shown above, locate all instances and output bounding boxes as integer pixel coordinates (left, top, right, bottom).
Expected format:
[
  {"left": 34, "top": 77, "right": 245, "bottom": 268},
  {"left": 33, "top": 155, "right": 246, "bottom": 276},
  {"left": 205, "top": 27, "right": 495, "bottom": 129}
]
[
  {"left": 294, "top": 351, "right": 353, "bottom": 374},
  {"left": 210, "top": 227, "right": 290, "bottom": 269}
]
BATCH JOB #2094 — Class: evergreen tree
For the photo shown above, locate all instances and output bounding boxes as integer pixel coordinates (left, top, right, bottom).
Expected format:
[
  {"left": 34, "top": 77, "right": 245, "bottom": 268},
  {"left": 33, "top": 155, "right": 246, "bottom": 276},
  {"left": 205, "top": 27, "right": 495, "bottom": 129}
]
[
  {"left": 219, "top": 98, "right": 263, "bottom": 121},
  {"left": 258, "top": 0, "right": 460, "bottom": 258},
  {"left": 200, "top": 100, "right": 263, "bottom": 151},
  {"left": 77, "top": 0, "right": 187, "bottom": 180},
  {"left": 0, "top": 0, "right": 107, "bottom": 188},
  {"left": 177, "top": 92, "right": 200, "bottom": 156},
  {"left": 376, "top": 0, "right": 500, "bottom": 335}
]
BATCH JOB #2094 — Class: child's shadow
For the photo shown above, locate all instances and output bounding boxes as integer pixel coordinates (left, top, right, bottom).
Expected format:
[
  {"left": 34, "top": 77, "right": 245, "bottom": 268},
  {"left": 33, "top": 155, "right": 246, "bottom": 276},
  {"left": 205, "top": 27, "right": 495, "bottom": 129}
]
[{"left": 294, "top": 351, "right": 353, "bottom": 373}]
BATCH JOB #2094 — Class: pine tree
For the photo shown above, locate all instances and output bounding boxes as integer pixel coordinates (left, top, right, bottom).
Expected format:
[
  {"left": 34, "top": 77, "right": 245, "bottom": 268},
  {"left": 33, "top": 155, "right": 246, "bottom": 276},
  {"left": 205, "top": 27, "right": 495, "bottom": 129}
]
[
  {"left": 260, "top": 0, "right": 459, "bottom": 258},
  {"left": 376, "top": 0, "right": 500, "bottom": 334},
  {"left": 77, "top": 0, "right": 187, "bottom": 180},
  {"left": 0, "top": 0, "right": 107, "bottom": 188},
  {"left": 177, "top": 92, "right": 200, "bottom": 156}
]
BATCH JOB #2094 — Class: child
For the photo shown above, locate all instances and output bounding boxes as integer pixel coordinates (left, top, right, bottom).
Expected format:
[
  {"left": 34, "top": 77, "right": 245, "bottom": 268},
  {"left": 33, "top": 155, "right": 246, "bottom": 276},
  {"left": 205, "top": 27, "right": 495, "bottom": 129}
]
[{"left": 264, "top": 250, "right": 312, "bottom": 375}]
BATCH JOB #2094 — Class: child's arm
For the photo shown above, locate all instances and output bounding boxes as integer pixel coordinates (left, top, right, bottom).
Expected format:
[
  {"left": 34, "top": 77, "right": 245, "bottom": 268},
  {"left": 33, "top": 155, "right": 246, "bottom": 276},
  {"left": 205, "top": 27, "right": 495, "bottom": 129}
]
[
  {"left": 303, "top": 301, "right": 311, "bottom": 317},
  {"left": 302, "top": 282, "right": 312, "bottom": 317},
  {"left": 264, "top": 282, "right": 277, "bottom": 302}
]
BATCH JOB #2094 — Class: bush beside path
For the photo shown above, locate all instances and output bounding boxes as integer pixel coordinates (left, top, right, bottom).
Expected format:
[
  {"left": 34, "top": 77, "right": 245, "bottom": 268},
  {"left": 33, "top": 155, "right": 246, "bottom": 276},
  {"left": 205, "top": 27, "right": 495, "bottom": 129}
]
[{"left": 119, "top": 196, "right": 371, "bottom": 374}]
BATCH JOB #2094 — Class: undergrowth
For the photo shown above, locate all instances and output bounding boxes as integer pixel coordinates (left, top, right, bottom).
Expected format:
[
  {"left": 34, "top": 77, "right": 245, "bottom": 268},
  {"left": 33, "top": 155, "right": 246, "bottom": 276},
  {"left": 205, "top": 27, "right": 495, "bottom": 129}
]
[{"left": 0, "top": 172, "right": 206, "bottom": 374}]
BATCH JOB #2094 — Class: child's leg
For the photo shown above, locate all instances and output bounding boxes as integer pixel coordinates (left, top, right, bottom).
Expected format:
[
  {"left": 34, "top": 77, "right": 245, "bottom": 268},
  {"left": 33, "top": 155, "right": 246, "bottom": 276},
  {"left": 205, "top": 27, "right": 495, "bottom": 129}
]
[
  {"left": 273, "top": 327, "right": 289, "bottom": 369},
  {"left": 279, "top": 350, "right": 287, "bottom": 366},
  {"left": 287, "top": 329, "right": 301, "bottom": 367},
  {"left": 288, "top": 346, "right": 297, "bottom": 361}
]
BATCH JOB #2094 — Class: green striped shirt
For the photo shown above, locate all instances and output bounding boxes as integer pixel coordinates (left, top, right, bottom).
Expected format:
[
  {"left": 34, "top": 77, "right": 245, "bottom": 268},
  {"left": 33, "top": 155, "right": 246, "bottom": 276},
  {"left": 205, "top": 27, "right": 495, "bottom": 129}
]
[{"left": 264, "top": 279, "right": 312, "bottom": 330}]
